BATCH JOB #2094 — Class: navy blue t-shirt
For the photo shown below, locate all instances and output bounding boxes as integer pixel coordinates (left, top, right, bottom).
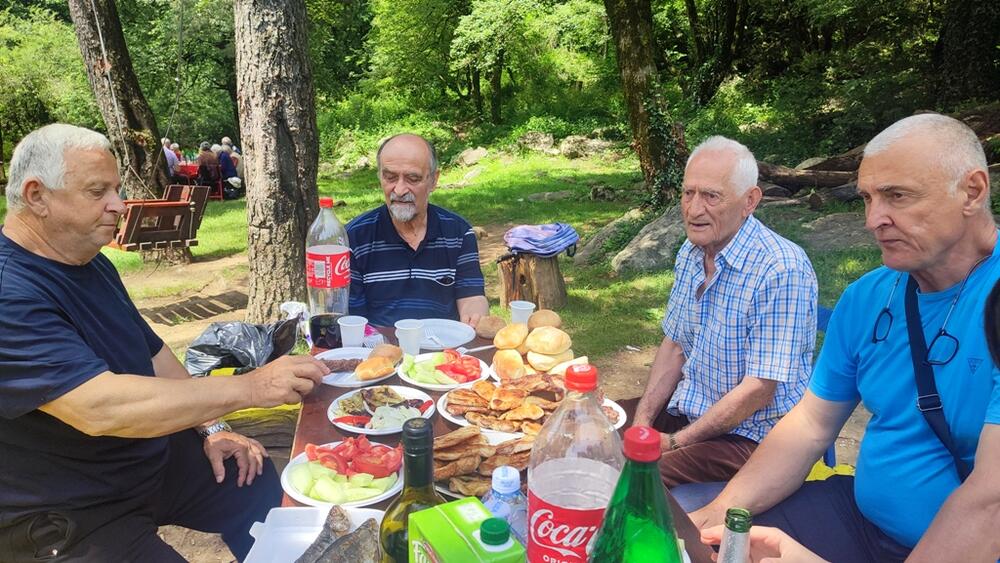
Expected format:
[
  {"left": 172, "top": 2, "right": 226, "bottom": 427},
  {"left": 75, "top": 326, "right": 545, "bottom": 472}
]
[
  {"left": 0, "top": 228, "right": 167, "bottom": 524},
  {"left": 346, "top": 204, "right": 485, "bottom": 327}
]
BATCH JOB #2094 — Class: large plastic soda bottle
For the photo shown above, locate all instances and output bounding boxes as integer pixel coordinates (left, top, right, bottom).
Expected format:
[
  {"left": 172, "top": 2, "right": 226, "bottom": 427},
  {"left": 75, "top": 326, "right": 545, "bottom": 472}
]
[
  {"left": 305, "top": 197, "right": 351, "bottom": 341},
  {"left": 527, "top": 364, "right": 624, "bottom": 563}
]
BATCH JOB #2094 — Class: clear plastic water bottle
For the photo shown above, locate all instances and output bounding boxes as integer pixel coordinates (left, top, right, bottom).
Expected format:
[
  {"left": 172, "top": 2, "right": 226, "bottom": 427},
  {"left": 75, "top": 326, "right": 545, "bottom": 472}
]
[
  {"left": 305, "top": 197, "right": 351, "bottom": 347},
  {"left": 481, "top": 465, "right": 528, "bottom": 546},
  {"left": 527, "top": 364, "right": 624, "bottom": 563}
]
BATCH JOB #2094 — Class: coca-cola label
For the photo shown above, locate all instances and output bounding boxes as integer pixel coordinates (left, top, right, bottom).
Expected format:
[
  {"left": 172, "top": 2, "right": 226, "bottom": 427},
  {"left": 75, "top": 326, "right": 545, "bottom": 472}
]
[
  {"left": 527, "top": 490, "right": 605, "bottom": 563},
  {"left": 306, "top": 248, "right": 350, "bottom": 289}
]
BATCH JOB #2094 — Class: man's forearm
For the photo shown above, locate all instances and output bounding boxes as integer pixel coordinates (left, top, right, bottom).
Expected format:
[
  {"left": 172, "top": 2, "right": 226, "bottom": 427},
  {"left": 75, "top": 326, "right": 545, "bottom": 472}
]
[
  {"left": 634, "top": 338, "right": 685, "bottom": 426},
  {"left": 673, "top": 377, "right": 776, "bottom": 446}
]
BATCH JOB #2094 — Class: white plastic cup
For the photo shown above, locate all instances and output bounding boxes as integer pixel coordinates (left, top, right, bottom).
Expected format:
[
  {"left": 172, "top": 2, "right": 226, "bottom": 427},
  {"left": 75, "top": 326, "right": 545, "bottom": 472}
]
[
  {"left": 337, "top": 315, "right": 367, "bottom": 348},
  {"left": 394, "top": 319, "right": 424, "bottom": 357},
  {"left": 509, "top": 300, "right": 536, "bottom": 324}
]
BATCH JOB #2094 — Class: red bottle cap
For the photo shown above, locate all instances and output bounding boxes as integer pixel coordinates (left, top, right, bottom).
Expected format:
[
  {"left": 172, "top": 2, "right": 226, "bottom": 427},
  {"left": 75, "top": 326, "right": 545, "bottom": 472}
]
[
  {"left": 564, "top": 364, "right": 597, "bottom": 392},
  {"left": 319, "top": 197, "right": 333, "bottom": 208},
  {"left": 623, "top": 426, "right": 660, "bottom": 462}
]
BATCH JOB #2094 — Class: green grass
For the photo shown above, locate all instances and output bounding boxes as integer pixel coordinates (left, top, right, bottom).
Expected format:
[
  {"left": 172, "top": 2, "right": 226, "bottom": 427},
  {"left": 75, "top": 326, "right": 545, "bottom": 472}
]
[{"left": 1, "top": 153, "right": 881, "bottom": 363}]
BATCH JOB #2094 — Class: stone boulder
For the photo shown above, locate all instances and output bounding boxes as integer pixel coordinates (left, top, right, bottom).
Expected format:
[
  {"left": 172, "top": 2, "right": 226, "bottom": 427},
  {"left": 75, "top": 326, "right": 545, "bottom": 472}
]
[
  {"left": 611, "top": 206, "right": 687, "bottom": 273},
  {"left": 517, "top": 131, "right": 554, "bottom": 152},
  {"left": 455, "top": 147, "right": 488, "bottom": 167},
  {"left": 527, "top": 190, "right": 575, "bottom": 202},
  {"left": 558, "top": 135, "right": 615, "bottom": 159},
  {"left": 462, "top": 166, "right": 484, "bottom": 184},
  {"left": 574, "top": 208, "right": 646, "bottom": 266},
  {"left": 800, "top": 212, "right": 877, "bottom": 252},
  {"left": 355, "top": 156, "right": 371, "bottom": 170}
]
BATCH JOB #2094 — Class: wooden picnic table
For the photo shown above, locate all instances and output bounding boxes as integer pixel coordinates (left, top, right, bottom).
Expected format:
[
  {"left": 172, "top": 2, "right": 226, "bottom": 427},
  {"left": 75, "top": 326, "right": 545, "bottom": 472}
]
[{"left": 283, "top": 326, "right": 714, "bottom": 562}]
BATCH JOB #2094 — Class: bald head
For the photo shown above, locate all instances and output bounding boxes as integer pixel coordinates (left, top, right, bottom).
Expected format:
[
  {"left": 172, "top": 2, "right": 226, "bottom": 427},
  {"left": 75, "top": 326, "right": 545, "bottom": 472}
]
[{"left": 376, "top": 134, "right": 438, "bottom": 176}]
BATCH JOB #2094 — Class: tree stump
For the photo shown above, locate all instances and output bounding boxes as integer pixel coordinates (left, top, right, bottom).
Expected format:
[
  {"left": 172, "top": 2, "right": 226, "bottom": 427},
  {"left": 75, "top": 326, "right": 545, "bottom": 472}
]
[{"left": 497, "top": 254, "right": 567, "bottom": 310}]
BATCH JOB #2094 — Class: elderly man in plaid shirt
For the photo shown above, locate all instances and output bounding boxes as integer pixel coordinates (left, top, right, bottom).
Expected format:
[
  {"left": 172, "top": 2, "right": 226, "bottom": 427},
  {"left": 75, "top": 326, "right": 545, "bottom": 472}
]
[{"left": 632, "top": 136, "right": 818, "bottom": 486}]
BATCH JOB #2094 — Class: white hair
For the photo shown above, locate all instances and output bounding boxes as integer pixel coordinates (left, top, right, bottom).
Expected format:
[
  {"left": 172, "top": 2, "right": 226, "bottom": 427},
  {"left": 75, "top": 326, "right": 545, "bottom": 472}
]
[
  {"left": 6, "top": 124, "right": 113, "bottom": 212},
  {"left": 219, "top": 144, "right": 233, "bottom": 154},
  {"left": 864, "top": 113, "right": 988, "bottom": 196},
  {"left": 170, "top": 143, "right": 179, "bottom": 150},
  {"left": 221, "top": 136, "right": 232, "bottom": 145},
  {"left": 161, "top": 137, "right": 170, "bottom": 147},
  {"left": 686, "top": 135, "right": 758, "bottom": 195},
  {"left": 210, "top": 144, "right": 223, "bottom": 154}
]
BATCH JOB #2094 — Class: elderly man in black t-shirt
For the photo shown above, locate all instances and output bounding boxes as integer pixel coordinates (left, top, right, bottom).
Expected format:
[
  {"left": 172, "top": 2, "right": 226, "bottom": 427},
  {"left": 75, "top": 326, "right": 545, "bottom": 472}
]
[{"left": 0, "top": 124, "right": 329, "bottom": 562}]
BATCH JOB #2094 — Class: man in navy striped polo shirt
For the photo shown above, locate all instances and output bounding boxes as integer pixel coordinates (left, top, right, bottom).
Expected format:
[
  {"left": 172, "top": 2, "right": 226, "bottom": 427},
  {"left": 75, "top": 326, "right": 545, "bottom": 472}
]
[{"left": 346, "top": 134, "right": 489, "bottom": 327}]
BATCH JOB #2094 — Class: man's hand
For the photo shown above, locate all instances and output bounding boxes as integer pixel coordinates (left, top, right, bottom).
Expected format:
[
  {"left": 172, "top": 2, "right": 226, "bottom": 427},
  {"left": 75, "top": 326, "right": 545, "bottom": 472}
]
[
  {"left": 659, "top": 431, "right": 679, "bottom": 452},
  {"left": 700, "top": 525, "right": 827, "bottom": 563},
  {"left": 203, "top": 431, "right": 268, "bottom": 487},
  {"left": 689, "top": 503, "right": 727, "bottom": 531},
  {"left": 462, "top": 312, "right": 483, "bottom": 328},
  {"left": 245, "top": 355, "right": 329, "bottom": 407}
]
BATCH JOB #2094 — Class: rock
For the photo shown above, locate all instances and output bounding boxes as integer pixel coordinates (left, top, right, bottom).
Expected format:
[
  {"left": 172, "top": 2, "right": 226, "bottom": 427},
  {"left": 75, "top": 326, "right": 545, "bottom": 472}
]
[
  {"left": 611, "top": 206, "right": 687, "bottom": 273},
  {"left": 589, "top": 185, "right": 621, "bottom": 201},
  {"left": 317, "top": 162, "right": 337, "bottom": 179},
  {"left": 455, "top": 147, "right": 488, "bottom": 167},
  {"left": 800, "top": 212, "right": 877, "bottom": 252},
  {"left": 527, "top": 190, "right": 575, "bottom": 202},
  {"left": 544, "top": 147, "right": 561, "bottom": 156},
  {"left": 588, "top": 126, "right": 626, "bottom": 141},
  {"left": 795, "top": 156, "right": 827, "bottom": 170},
  {"left": 517, "top": 131, "right": 554, "bottom": 152},
  {"left": 472, "top": 226, "right": 488, "bottom": 240},
  {"left": 462, "top": 166, "right": 484, "bottom": 184},
  {"left": 355, "top": 156, "right": 371, "bottom": 170},
  {"left": 759, "top": 181, "right": 792, "bottom": 197},
  {"left": 574, "top": 208, "right": 646, "bottom": 266},
  {"left": 558, "top": 135, "right": 615, "bottom": 159}
]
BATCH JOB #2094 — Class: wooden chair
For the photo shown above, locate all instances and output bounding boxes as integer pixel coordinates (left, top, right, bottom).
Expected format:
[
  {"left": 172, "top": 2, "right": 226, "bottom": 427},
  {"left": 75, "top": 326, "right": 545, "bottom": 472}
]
[
  {"left": 109, "top": 185, "right": 209, "bottom": 252},
  {"left": 198, "top": 163, "right": 224, "bottom": 201}
]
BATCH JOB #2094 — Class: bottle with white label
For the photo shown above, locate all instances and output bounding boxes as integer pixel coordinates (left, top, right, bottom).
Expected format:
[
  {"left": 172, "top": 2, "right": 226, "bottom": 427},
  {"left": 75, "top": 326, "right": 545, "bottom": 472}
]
[
  {"left": 527, "top": 364, "right": 624, "bottom": 563},
  {"left": 305, "top": 197, "right": 351, "bottom": 348}
]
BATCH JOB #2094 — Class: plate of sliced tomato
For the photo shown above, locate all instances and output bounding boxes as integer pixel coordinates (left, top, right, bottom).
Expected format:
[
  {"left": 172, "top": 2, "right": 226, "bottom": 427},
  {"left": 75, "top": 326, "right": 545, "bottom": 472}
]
[
  {"left": 281, "top": 437, "right": 404, "bottom": 508},
  {"left": 398, "top": 350, "right": 493, "bottom": 392}
]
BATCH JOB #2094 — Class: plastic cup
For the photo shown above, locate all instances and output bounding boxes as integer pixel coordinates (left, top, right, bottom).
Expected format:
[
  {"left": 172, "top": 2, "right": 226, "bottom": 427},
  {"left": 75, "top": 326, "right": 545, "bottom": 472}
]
[
  {"left": 394, "top": 319, "right": 424, "bottom": 357},
  {"left": 337, "top": 315, "right": 367, "bottom": 348},
  {"left": 509, "top": 301, "right": 536, "bottom": 324}
]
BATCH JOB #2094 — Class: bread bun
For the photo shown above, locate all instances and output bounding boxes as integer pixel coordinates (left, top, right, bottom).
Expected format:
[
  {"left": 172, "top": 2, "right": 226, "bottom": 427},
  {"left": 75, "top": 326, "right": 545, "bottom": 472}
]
[
  {"left": 523, "top": 364, "right": 538, "bottom": 376},
  {"left": 369, "top": 343, "right": 402, "bottom": 365},
  {"left": 492, "top": 349, "right": 526, "bottom": 381},
  {"left": 516, "top": 340, "right": 530, "bottom": 355},
  {"left": 526, "top": 349, "right": 574, "bottom": 372},
  {"left": 525, "top": 326, "right": 572, "bottom": 355},
  {"left": 549, "top": 356, "right": 588, "bottom": 376},
  {"left": 355, "top": 356, "right": 395, "bottom": 381},
  {"left": 475, "top": 315, "right": 507, "bottom": 339},
  {"left": 494, "top": 323, "right": 529, "bottom": 350},
  {"left": 528, "top": 309, "right": 562, "bottom": 330}
]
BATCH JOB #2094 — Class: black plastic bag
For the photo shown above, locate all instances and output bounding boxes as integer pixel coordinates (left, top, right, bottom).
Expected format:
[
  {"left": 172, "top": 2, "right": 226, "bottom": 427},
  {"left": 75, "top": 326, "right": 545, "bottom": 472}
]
[{"left": 184, "top": 318, "right": 299, "bottom": 376}]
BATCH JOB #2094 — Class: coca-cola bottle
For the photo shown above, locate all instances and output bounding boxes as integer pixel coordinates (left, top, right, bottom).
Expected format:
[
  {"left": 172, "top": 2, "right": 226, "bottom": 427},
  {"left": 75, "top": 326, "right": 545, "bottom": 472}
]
[
  {"left": 527, "top": 364, "right": 624, "bottom": 563},
  {"left": 305, "top": 197, "right": 351, "bottom": 349}
]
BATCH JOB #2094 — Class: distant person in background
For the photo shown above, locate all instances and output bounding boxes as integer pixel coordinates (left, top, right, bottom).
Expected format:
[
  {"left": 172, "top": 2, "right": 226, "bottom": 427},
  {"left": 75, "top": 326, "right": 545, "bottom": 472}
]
[
  {"left": 196, "top": 141, "right": 220, "bottom": 186},
  {"left": 221, "top": 136, "right": 240, "bottom": 155},
  {"left": 218, "top": 145, "right": 243, "bottom": 199},
  {"left": 161, "top": 137, "right": 180, "bottom": 179},
  {"left": 170, "top": 142, "right": 182, "bottom": 162}
]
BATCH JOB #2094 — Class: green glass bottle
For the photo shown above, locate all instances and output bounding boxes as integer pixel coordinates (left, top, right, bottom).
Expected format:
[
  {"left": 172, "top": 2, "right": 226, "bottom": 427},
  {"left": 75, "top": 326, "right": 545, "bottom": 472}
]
[
  {"left": 588, "top": 426, "right": 684, "bottom": 563},
  {"left": 379, "top": 418, "right": 447, "bottom": 562},
  {"left": 717, "top": 508, "right": 752, "bottom": 563}
]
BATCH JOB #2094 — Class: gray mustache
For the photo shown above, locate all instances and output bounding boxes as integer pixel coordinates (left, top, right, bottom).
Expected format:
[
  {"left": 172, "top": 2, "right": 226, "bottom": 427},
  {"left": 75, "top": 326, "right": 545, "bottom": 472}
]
[{"left": 390, "top": 194, "right": 415, "bottom": 203}]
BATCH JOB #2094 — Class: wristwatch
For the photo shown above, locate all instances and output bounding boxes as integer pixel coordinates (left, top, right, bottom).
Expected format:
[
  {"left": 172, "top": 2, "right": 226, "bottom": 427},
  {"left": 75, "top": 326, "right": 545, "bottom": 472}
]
[{"left": 197, "top": 420, "right": 232, "bottom": 439}]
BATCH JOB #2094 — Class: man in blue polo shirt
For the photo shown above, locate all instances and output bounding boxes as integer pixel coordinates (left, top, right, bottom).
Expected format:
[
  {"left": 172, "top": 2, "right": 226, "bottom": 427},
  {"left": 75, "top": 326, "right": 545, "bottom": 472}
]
[
  {"left": 692, "top": 114, "right": 1000, "bottom": 562},
  {"left": 347, "top": 133, "right": 489, "bottom": 327}
]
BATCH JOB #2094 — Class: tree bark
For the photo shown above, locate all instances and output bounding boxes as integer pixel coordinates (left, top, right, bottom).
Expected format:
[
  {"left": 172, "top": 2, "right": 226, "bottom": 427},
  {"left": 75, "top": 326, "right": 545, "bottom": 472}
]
[
  {"left": 604, "top": 0, "right": 687, "bottom": 205},
  {"left": 490, "top": 50, "right": 504, "bottom": 125},
  {"left": 472, "top": 67, "right": 483, "bottom": 117},
  {"left": 234, "top": 0, "right": 319, "bottom": 324},
  {"left": 67, "top": 0, "right": 167, "bottom": 200}
]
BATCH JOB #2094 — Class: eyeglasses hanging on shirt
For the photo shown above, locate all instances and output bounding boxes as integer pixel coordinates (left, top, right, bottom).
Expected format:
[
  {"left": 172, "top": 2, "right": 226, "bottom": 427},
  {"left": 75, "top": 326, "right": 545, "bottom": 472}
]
[{"left": 870, "top": 256, "right": 989, "bottom": 366}]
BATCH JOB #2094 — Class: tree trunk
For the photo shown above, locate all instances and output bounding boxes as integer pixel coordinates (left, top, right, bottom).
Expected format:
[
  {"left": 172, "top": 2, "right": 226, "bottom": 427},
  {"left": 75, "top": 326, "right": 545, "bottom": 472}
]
[
  {"left": 604, "top": 0, "right": 687, "bottom": 206},
  {"left": 67, "top": 0, "right": 167, "bottom": 200},
  {"left": 757, "top": 161, "right": 856, "bottom": 191},
  {"left": 0, "top": 124, "right": 6, "bottom": 189},
  {"left": 472, "top": 67, "right": 483, "bottom": 117},
  {"left": 934, "top": 0, "right": 1000, "bottom": 107},
  {"left": 234, "top": 0, "right": 319, "bottom": 324},
  {"left": 490, "top": 50, "right": 504, "bottom": 125}
]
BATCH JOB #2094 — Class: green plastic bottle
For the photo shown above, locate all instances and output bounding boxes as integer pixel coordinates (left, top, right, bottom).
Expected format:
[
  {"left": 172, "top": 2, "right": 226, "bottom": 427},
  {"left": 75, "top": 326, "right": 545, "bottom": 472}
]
[{"left": 588, "top": 425, "right": 684, "bottom": 563}]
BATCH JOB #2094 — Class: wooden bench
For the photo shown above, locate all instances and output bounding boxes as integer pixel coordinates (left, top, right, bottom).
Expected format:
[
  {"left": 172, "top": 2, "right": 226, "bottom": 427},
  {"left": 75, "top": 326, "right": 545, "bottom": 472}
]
[{"left": 109, "top": 185, "right": 209, "bottom": 252}]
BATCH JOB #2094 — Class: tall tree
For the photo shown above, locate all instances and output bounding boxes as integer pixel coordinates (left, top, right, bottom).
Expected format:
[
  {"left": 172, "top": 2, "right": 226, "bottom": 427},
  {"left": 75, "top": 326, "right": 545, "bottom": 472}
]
[
  {"left": 234, "top": 0, "right": 319, "bottom": 323},
  {"left": 68, "top": 0, "right": 167, "bottom": 199},
  {"left": 934, "top": 0, "right": 1000, "bottom": 107},
  {"left": 603, "top": 0, "right": 686, "bottom": 207}
]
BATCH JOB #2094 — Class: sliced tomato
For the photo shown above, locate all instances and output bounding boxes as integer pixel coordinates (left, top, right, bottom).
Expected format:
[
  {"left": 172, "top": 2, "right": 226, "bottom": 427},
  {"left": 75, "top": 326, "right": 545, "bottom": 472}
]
[
  {"left": 305, "top": 443, "right": 319, "bottom": 462},
  {"left": 329, "top": 439, "right": 357, "bottom": 459},
  {"left": 443, "top": 349, "right": 461, "bottom": 363},
  {"left": 356, "top": 435, "right": 373, "bottom": 453},
  {"left": 317, "top": 452, "right": 347, "bottom": 474},
  {"left": 353, "top": 445, "right": 402, "bottom": 478},
  {"left": 418, "top": 400, "right": 434, "bottom": 414},
  {"left": 458, "top": 356, "right": 481, "bottom": 377},
  {"left": 333, "top": 415, "right": 371, "bottom": 426}
]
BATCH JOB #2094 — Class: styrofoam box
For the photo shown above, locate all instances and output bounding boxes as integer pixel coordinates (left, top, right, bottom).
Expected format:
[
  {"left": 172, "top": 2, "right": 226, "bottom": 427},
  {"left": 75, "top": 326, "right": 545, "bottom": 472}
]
[{"left": 245, "top": 506, "right": 384, "bottom": 563}]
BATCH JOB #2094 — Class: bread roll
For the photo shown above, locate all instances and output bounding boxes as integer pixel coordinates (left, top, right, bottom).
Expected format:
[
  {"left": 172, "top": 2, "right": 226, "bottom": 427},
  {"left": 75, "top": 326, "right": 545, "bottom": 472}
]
[
  {"left": 355, "top": 356, "right": 395, "bottom": 381},
  {"left": 475, "top": 315, "right": 507, "bottom": 339},
  {"left": 549, "top": 356, "right": 588, "bottom": 376},
  {"left": 525, "top": 326, "right": 572, "bottom": 355},
  {"left": 516, "top": 340, "right": 530, "bottom": 355},
  {"left": 526, "top": 349, "right": 574, "bottom": 372},
  {"left": 528, "top": 309, "right": 562, "bottom": 330},
  {"left": 369, "top": 343, "right": 402, "bottom": 365},
  {"left": 492, "top": 349, "right": 526, "bottom": 380},
  {"left": 494, "top": 323, "right": 529, "bottom": 350}
]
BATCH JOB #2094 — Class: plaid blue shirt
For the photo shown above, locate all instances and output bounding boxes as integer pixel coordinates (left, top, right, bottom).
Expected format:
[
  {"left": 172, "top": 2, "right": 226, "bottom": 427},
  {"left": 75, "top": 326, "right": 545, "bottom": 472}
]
[
  {"left": 661, "top": 215, "right": 817, "bottom": 443},
  {"left": 346, "top": 204, "right": 485, "bottom": 327}
]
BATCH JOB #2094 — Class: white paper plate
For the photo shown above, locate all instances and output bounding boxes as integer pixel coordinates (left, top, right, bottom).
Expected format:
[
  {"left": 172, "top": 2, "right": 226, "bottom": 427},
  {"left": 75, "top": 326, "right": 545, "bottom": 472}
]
[
  {"left": 281, "top": 441, "right": 403, "bottom": 508},
  {"left": 327, "top": 385, "right": 435, "bottom": 435},
  {"left": 438, "top": 392, "right": 627, "bottom": 433},
  {"left": 397, "top": 353, "right": 492, "bottom": 392},
  {"left": 246, "top": 506, "right": 384, "bottom": 563},
  {"left": 316, "top": 347, "right": 393, "bottom": 388},
  {"left": 419, "top": 318, "right": 476, "bottom": 350}
]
